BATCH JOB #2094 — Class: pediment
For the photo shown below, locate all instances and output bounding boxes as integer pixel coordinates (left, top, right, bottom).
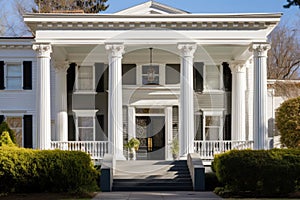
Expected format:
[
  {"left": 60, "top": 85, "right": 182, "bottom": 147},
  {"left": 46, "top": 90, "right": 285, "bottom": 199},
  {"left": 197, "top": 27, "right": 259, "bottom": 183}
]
[{"left": 115, "top": 1, "right": 189, "bottom": 15}]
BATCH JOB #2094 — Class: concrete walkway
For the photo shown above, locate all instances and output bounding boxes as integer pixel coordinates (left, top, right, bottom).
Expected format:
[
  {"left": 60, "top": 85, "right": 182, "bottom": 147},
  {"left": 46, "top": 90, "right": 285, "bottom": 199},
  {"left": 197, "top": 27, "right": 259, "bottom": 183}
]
[{"left": 93, "top": 191, "right": 222, "bottom": 200}]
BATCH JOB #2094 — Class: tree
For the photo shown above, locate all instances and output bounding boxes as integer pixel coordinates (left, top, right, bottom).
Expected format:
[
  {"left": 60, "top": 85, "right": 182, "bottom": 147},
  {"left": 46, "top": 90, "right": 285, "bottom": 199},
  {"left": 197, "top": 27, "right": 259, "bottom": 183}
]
[
  {"left": 33, "top": 0, "right": 109, "bottom": 13},
  {"left": 284, "top": 0, "right": 300, "bottom": 8},
  {"left": 0, "top": 0, "right": 33, "bottom": 36},
  {"left": 267, "top": 24, "right": 300, "bottom": 80},
  {"left": 0, "top": 121, "right": 16, "bottom": 144},
  {"left": 276, "top": 96, "right": 300, "bottom": 148}
]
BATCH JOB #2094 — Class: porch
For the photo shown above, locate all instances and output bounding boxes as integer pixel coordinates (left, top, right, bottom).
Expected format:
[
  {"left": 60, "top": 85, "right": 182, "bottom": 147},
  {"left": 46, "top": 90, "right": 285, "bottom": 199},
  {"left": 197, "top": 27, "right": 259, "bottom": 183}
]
[{"left": 50, "top": 140, "right": 253, "bottom": 162}]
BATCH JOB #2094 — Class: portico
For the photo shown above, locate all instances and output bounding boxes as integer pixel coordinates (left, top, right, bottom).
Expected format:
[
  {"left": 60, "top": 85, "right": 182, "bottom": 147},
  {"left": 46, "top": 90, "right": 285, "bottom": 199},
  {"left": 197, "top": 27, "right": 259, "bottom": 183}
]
[{"left": 24, "top": 1, "right": 281, "bottom": 160}]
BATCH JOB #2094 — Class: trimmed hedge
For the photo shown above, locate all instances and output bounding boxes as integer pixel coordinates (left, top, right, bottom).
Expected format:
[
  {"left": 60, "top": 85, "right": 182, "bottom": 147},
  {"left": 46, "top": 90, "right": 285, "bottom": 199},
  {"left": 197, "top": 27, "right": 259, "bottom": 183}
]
[
  {"left": 0, "top": 147, "right": 99, "bottom": 193},
  {"left": 213, "top": 149, "right": 300, "bottom": 197}
]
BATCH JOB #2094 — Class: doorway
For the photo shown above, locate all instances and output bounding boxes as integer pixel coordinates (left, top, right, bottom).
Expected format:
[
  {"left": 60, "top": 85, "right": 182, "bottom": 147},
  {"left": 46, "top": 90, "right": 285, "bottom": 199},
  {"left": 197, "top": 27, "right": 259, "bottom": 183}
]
[{"left": 136, "top": 116, "right": 165, "bottom": 160}]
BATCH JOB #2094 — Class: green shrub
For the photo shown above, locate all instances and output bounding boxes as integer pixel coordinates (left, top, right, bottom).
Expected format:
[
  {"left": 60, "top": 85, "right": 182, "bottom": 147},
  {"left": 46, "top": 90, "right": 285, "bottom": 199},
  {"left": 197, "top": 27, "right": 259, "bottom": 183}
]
[
  {"left": 213, "top": 149, "right": 300, "bottom": 197},
  {"left": 205, "top": 172, "right": 222, "bottom": 191},
  {"left": 0, "top": 147, "right": 99, "bottom": 193},
  {"left": 0, "top": 121, "right": 16, "bottom": 144},
  {"left": 0, "top": 131, "right": 16, "bottom": 147},
  {"left": 276, "top": 96, "right": 300, "bottom": 148}
]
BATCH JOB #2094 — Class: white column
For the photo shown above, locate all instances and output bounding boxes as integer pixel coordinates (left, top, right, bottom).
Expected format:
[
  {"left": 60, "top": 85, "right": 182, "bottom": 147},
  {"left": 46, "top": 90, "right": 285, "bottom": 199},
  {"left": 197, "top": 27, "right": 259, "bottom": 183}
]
[
  {"left": 250, "top": 43, "right": 270, "bottom": 150},
  {"left": 106, "top": 44, "right": 125, "bottom": 160},
  {"left": 128, "top": 107, "right": 136, "bottom": 139},
  {"left": 33, "top": 44, "right": 52, "bottom": 150},
  {"left": 246, "top": 59, "right": 254, "bottom": 141},
  {"left": 54, "top": 61, "right": 68, "bottom": 143},
  {"left": 165, "top": 106, "right": 173, "bottom": 160},
  {"left": 230, "top": 62, "right": 246, "bottom": 141},
  {"left": 178, "top": 43, "right": 197, "bottom": 156}
]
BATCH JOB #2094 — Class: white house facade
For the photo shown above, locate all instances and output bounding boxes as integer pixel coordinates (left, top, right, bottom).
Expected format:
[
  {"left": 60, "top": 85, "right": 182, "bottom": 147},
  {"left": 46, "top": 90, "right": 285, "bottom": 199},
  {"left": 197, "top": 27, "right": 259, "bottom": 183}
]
[{"left": 0, "top": 1, "right": 281, "bottom": 160}]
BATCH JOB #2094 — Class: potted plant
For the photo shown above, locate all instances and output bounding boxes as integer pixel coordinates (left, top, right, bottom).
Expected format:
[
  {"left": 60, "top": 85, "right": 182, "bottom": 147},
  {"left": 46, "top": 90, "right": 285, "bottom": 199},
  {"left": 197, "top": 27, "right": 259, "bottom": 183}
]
[
  {"left": 124, "top": 138, "right": 140, "bottom": 160},
  {"left": 171, "top": 138, "right": 179, "bottom": 160}
]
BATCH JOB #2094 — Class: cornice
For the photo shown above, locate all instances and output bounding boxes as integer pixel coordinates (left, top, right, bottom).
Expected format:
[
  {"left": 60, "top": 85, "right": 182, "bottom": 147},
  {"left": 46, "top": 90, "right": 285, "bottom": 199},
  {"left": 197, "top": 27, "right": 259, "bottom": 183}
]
[{"left": 24, "top": 13, "right": 281, "bottom": 32}]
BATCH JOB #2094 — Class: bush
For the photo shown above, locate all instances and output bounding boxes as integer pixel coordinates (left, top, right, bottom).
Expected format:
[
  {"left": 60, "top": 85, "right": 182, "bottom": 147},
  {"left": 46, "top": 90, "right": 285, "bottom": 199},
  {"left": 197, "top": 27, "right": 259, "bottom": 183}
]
[
  {"left": 205, "top": 172, "right": 222, "bottom": 191},
  {"left": 0, "top": 147, "right": 99, "bottom": 193},
  {"left": 213, "top": 149, "right": 300, "bottom": 197},
  {"left": 0, "top": 131, "right": 16, "bottom": 147},
  {"left": 276, "top": 96, "right": 300, "bottom": 148},
  {"left": 0, "top": 121, "right": 16, "bottom": 144}
]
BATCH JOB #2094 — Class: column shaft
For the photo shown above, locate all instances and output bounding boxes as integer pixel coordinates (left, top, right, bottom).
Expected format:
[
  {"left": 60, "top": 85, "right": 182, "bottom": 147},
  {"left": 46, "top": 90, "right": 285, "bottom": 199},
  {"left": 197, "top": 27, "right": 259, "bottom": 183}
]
[
  {"left": 178, "top": 44, "right": 197, "bottom": 156},
  {"left": 33, "top": 44, "right": 52, "bottom": 150},
  {"left": 230, "top": 63, "right": 246, "bottom": 141},
  {"left": 251, "top": 44, "right": 270, "bottom": 149},
  {"left": 54, "top": 62, "right": 68, "bottom": 143},
  {"left": 106, "top": 44, "right": 125, "bottom": 160}
]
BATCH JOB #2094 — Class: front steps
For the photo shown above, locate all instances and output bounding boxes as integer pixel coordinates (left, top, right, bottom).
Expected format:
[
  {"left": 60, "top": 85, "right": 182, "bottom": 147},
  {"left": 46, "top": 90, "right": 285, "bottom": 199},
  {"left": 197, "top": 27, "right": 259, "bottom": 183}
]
[{"left": 112, "top": 160, "right": 193, "bottom": 191}]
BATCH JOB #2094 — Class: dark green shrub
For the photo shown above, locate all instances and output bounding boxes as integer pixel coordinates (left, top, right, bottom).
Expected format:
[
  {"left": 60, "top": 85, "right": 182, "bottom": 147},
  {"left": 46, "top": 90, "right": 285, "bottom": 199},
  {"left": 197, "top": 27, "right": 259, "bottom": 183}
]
[
  {"left": 0, "top": 121, "right": 16, "bottom": 144},
  {"left": 276, "top": 96, "right": 300, "bottom": 148},
  {"left": 0, "top": 147, "right": 99, "bottom": 193},
  {"left": 205, "top": 172, "right": 222, "bottom": 191},
  {"left": 0, "top": 131, "right": 16, "bottom": 147},
  {"left": 213, "top": 149, "right": 300, "bottom": 197}
]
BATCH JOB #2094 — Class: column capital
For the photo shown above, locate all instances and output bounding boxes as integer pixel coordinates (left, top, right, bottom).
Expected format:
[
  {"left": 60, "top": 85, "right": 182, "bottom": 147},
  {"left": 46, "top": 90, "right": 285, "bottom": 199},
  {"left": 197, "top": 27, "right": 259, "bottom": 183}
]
[
  {"left": 249, "top": 43, "right": 270, "bottom": 57},
  {"left": 105, "top": 43, "right": 125, "bottom": 58},
  {"left": 53, "top": 60, "right": 69, "bottom": 73},
  {"left": 177, "top": 43, "right": 197, "bottom": 57},
  {"left": 229, "top": 61, "right": 246, "bottom": 73},
  {"left": 33, "top": 43, "right": 52, "bottom": 58}
]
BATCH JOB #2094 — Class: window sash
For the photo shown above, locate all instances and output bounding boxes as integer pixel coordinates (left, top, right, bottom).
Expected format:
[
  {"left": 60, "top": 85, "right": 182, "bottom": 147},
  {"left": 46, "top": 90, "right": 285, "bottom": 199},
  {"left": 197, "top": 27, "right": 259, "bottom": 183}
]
[
  {"left": 6, "top": 116, "right": 23, "bottom": 146},
  {"left": 76, "top": 115, "right": 95, "bottom": 141},
  {"left": 204, "top": 65, "right": 222, "bottom": 90},
  {"left": 6, "top": 64, "right": 22, "bottom": 90},
  {"left": 76, "top": 66, "right": 94, "bottom": 91}
]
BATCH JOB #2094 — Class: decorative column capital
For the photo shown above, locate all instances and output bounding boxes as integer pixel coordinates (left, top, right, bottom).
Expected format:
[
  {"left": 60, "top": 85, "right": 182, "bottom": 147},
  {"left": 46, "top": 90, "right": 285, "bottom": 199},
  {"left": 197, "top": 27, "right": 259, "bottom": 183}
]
[
  {"left": 105, "top": 43, "right": 125, "bottom": 58},
  {"left": 249, "top": 43, "right": 270, "bottom": 57},
  {"left": 177, "top": 43, "right": 197, "bottom": 57},
  {"left": 53, "top": 60, "right": 69, "bottom": 73},
  {"left": 229, "top": 61, "right": 246, "bottom": 73},
  {"left": 33, "top": 43, "right": 52, "bottom": 58}
]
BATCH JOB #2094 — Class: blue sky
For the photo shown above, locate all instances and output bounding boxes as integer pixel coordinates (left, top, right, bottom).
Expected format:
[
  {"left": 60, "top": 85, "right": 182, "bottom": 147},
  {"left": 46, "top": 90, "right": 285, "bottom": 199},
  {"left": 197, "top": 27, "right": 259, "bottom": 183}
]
[{"left": 103, "top": 0, "right": 299, "bottom": 23}]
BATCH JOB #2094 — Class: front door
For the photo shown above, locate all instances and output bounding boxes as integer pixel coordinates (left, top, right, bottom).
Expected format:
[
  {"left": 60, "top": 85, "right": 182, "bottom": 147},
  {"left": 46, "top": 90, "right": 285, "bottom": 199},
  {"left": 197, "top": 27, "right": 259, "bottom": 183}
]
[{"left": 136, "top": 116, "right": 165, "bottom": 160}]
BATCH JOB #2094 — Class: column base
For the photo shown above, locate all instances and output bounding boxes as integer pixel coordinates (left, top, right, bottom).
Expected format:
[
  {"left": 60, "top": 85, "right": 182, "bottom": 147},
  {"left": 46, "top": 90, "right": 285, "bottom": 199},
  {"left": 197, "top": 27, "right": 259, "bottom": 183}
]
[{"left": 115, "top": 153, "right": 126, "bottom": 161}]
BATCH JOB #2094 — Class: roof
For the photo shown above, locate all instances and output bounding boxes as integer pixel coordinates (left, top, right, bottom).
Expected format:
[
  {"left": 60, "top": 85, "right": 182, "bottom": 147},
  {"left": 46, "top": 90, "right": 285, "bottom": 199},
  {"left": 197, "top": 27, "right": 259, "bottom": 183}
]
[{"left": 115, "top": 1, "right": 189, "bottom": 15}]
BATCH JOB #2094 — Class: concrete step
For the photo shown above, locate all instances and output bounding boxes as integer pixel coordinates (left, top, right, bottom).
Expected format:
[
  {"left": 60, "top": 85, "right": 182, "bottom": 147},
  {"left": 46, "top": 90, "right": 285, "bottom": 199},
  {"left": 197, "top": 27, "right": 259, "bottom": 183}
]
[{"left": 112, "top": 160, "right": 193, "bottom": 191}]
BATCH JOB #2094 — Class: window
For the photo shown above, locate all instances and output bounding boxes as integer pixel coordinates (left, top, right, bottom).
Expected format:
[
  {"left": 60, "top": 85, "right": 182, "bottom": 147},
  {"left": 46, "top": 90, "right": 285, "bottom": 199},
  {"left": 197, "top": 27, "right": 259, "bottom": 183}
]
[
  {"left": 76, "top": 65, "right": 94, "bottom": 92},
  {"left": 165, "top": 64, "right": 180, "bottom": 85},
  {"left": 142, "top": 65, "right": 159, "bottom": 85},
  {"left": 6, "top": 64, "right": 22, "bottom": 90},
  {"left": 74, "top": 110, "right": 97, "bottom": 141},
  {"left": 195, "top": 111, "right": 223, "bottom": 141},
  {"left": 78, "top": 117, "right": 94, "bottom": 141},
  {"left": 6, "top": 116, "right": 23, "bottom": 146},
  {"left": 205, "top": 65, "right": 222, "bottom": 90}
]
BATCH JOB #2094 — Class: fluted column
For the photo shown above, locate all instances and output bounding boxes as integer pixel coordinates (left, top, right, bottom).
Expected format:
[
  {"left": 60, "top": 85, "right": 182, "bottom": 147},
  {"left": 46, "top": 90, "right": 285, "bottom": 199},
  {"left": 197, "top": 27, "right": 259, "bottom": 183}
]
[
  {"left": 33, "top": 44, "right": 52, "bottom": 150},
  {"left": 250, "top": 43, "right": 270, "bottom": 149},
  {"left": 230, "top": 62, "right": 246, "bottom": 141},
  {"left": 178, "top": 43, "right": 197, "bottom": 156},
  {"left": 54, "top": 61, "right": 68, "bottom": 144},
  {"left": 106, "top": 44, "right": 125, "bottom": 160}
]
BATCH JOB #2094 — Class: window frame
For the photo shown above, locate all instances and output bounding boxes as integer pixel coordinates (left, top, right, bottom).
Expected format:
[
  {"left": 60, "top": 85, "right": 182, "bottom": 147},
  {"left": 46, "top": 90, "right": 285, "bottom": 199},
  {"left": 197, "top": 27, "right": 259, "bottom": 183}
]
[
  {"left": 73, "top": 110, "right": 98, "bottom": 141},
  {"left": 5, "top": 62, "right": 23, "bottom": 90},
  {"left": 203, "top": 64, "right": 224, "bottom": 92},
  {"left": 75, "top": 65, "right": 95, "bottom": 94},
  {"left": 195, "top": 110, "right": 224, "bottom": 141}
]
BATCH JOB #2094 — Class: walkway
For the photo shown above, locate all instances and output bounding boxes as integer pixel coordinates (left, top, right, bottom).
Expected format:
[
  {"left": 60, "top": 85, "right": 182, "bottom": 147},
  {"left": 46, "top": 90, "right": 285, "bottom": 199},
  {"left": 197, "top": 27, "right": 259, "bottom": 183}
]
[{"left": 93, "top": 191, "right": 222, "bottom": 200}]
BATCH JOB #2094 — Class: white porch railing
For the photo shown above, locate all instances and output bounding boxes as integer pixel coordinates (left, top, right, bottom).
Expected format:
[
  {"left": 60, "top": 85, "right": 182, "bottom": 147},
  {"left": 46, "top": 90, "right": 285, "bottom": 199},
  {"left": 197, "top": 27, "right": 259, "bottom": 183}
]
[
  {"left": 50, "top": 141, "right": 110, "bottom": 160},
  {"left": 194, "top": 140, "right": 254, "bottom": 160}
]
